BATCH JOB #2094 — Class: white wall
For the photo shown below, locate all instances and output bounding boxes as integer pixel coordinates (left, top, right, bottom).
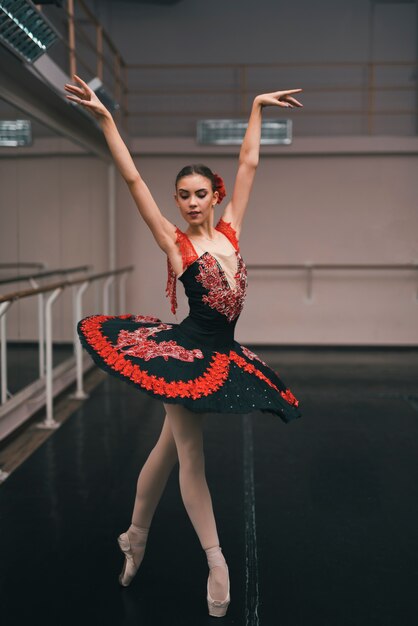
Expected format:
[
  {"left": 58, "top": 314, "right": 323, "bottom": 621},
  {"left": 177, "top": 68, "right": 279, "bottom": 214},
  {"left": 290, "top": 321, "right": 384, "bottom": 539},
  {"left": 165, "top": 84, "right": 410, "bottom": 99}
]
[
  {"left": 0, "top": 154, "right": 109, "bottom": 342},
  {"left": 115, "top": 138, "right": 418, "bottom": 346},
  {"left": 1, "top": 141, "right": 416, "bottom": 346}
]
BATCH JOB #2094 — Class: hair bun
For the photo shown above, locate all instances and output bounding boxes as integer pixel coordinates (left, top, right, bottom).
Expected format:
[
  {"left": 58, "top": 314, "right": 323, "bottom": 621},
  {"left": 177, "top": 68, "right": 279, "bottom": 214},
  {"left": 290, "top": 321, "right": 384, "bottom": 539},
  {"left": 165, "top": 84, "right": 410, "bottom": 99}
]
[{"left": 213, "top": 173, "right": 226, "bottom": 204}]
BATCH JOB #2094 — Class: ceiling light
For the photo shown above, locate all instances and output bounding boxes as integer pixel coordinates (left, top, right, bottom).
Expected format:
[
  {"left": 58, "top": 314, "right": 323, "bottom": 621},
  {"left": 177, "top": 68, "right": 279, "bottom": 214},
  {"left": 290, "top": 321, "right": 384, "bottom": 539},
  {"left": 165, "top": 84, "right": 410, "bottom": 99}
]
[{"left": 0, "top": 0, "right": 59, "bottom": 63}]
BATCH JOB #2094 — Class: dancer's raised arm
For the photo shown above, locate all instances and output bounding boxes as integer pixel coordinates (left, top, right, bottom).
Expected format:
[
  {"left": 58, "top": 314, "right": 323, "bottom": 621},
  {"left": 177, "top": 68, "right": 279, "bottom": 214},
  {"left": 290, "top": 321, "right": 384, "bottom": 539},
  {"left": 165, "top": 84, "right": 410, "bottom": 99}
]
[
  {"left": 64, "top": 75, "right": 175, "bottom": 251},
  {"left": 221, "top": 89, "right": 303, "bottom": 238}
]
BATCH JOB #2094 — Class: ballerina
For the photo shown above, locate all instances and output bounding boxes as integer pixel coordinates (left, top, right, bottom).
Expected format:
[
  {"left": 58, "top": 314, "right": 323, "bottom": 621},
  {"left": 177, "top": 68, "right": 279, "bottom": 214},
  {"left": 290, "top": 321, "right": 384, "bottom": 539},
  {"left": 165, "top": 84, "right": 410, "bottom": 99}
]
[{"left": 65, "top": 74, "right": 303, "bottom": 617}]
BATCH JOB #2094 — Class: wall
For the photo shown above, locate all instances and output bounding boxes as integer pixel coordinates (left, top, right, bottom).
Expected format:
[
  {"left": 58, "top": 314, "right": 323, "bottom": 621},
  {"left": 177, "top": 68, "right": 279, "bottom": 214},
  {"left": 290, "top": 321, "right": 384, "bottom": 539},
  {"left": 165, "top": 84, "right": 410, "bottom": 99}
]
[
  {"left": 116, "top": 138, "right": 418, "bottom": 346},
  {"left": 1, "top": 138, "right": 416, "bottom": 346},
  {"left": 85, "top": 0, "right": 417, "bottom": 138},
  {"left": 26, "top": 0, "right": 415, "bottom": 140},
  {"left": 0, "top": 152, "right": 109, "bottom": 342},
  {"left": 92, "top": 0, "right": 415, "bottom": 65}
]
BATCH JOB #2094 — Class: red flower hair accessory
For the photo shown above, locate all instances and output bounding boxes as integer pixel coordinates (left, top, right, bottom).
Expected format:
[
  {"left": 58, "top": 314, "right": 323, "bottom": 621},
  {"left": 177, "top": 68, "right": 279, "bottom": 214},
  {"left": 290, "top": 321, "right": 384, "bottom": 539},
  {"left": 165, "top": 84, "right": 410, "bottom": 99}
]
[{"left": 213, "top": 173, "right": 226, "bottom": 204}]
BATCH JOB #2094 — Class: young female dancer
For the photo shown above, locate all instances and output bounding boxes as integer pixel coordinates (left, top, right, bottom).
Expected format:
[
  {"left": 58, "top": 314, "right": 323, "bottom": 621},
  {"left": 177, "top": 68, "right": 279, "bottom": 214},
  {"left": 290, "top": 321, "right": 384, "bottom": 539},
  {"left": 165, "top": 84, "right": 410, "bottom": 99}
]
[{"left": 66, "top": 75, "right": 303, "bottom": 617}]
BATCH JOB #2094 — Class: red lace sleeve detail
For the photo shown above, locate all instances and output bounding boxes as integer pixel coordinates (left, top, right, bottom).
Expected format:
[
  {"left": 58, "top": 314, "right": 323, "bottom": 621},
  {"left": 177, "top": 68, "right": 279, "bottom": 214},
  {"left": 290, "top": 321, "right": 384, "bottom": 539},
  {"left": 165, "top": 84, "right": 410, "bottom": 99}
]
[
  {"left": 215, "top": 218, "right": 239, "bottom": 251},
  {"left": 175, "top": 227, "right": 199, "bottom": 269},
  {"left": 166, "top": 258, "right": 178, "bottom": 314},
  {"left": 165, "top": 226, "right": 199, "bottom": 314}
]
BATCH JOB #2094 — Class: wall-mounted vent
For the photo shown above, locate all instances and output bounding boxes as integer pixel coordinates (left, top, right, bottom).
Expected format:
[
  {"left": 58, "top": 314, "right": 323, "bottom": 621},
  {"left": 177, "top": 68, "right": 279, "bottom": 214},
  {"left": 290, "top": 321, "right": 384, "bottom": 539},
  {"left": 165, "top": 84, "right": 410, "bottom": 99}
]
[
  {"left": 0, "top": 120, "right": 32, "bottom": 146},
  {"left": 0, "top": 0, "right": 59, "bottom": 63},
  {"left": 197, "top": 119, "right": 292, "bottom": 146}
]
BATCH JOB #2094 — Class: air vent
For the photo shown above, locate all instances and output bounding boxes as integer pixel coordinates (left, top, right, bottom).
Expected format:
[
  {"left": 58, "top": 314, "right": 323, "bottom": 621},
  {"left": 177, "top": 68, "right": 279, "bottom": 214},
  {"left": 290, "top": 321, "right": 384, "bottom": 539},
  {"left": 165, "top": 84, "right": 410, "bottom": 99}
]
[
  {"left": 0, "top": 0, "right": 59, "bottom": 63},
  {"left": 197, "top": 119, "right": 292, "bottom": 145},
  {"left": 0, "top": 120, "right": 32, "bottom": 146}
]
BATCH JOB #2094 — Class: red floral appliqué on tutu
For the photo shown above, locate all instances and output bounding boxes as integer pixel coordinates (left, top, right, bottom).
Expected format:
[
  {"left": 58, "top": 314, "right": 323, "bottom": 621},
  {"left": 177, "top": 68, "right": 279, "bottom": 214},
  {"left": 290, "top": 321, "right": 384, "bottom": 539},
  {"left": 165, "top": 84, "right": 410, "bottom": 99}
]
[
  {"left": 115, "top": 323, "right": 204, "bottom": 362},
  {"left": 132, "top": 314, "right": 162, "bottom": 323},
  {"left": 79, "top": 315, "right": 230, "bottom": 399},
  {"left": 78, "top": 315, "right": 300, "bottom": 408},
  {"left": 195, "top": 253, "right": 247, "bottom": 322},
  {"left": 241, "top": 345, "right": 268, "bottom": 367},
  {"left": 230, "top": 351, "right": 299, "bottom": 407}
]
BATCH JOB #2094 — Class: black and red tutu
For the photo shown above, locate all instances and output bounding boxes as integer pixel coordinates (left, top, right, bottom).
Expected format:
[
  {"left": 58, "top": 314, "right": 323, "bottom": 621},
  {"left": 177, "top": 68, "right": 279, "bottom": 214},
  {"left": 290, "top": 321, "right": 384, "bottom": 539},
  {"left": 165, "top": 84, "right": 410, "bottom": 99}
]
[{"left": 77, "top": 219, "right": 301, "bottom": 423}]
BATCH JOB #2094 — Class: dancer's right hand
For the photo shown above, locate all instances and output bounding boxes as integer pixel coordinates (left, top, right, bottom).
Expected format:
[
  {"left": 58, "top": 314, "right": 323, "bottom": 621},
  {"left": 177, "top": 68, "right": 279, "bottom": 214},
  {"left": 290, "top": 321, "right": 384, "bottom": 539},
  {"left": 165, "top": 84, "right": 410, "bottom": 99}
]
[{"left": 64, "top": 74, "right": 111, "bottom": 121}]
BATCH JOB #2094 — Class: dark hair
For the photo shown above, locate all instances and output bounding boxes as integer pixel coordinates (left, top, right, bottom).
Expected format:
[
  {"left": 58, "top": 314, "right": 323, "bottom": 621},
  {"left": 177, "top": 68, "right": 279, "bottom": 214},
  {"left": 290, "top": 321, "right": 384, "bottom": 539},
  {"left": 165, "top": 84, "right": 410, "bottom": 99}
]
[{"left": 175, "top": 164, "right": 226, "bottom": 204}]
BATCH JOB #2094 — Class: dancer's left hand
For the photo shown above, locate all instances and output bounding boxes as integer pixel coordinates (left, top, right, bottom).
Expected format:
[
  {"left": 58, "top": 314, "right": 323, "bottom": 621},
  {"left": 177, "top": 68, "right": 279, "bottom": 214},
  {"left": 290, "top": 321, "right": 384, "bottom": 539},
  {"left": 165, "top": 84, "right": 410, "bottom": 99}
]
[{"left": 254, "top": 89, "right": 304, "bottom": 108}]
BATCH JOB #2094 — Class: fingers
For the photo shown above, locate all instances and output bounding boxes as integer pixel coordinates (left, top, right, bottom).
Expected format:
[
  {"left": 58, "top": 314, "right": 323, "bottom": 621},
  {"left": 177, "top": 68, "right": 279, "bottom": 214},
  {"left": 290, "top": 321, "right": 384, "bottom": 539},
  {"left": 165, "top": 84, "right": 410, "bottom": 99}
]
[
  {"left": 262, "top": 97, "right": 292, "bottom": 108},
  {"left": 64, "top": 84, "right": 85, "bottom": 96},
  {"left": 73, "top": 74, "right": 90, "bottom": 90},
  {"left": 64, "top": 75, "right": 92, "bottom": 99},
  {"left": 65, "top": 94, "right": 94, "bottom": 108},
  {"left": 276, "top": 97, "right": 296, "bottom": 108},
  {"left": 272, "top": 88, "right": 303, "bottom": 99},
  {"left": 274, "top": 89, "right": 304, "bottom": 108},
  {"left": 66, "top": 94, "right": 83, "bottom": 105},
  {"left": 261, "top": 89, "right": 303, "bottom": 109},
  {"left": 285, "top": 96, "right": 303, "bottom": 107}
]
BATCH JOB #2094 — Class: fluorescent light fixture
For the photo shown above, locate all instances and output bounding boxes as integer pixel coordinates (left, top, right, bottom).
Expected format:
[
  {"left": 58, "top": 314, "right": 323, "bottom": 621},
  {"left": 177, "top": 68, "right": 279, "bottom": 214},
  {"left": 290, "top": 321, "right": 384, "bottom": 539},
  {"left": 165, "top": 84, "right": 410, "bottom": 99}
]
[
  {"left": 197, "top": 119, "right": 292, "bottom": 145},
  {"left": 0, "top": 119, "right": 32, "bottom": 146},
  {"left": 88, "top": 77, "right": 119, "bottom": 113},
  {"left": 0, "top": 0, "right": 59, "bottom": 63}
]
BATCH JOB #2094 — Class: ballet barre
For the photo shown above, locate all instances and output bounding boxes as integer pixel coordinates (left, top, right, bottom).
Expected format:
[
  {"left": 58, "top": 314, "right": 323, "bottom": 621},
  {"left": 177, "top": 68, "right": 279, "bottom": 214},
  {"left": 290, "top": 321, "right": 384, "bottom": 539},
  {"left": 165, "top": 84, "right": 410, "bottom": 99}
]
[
  {"left": 0, "top": 265, "right": 90, "bottom": 286},
  {"left": 0, "top": 266, "right": 133, "bottom": 442},
  {"left": 246, "top": 262, "right": 418, "bottom": 301},
  {"left": 0, "top": 266, "right": 91, "bottom": 387},
  {"left": 0, "top": 262, "right": 46, "bottom": 271}
]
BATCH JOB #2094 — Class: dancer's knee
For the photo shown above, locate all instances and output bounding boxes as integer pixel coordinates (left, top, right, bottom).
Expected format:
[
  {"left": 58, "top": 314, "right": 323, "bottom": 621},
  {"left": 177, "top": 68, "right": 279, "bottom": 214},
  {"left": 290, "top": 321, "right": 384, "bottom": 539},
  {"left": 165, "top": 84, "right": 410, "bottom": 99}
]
[
  {"left": 178, "top": 440, "right": 205, "bottom": 474},
  {"left": 152, "top": 437, "right": 178, "bottom": 467},
  {"left": 163, "top": 402, "right": 206, "bottom": 469},
  {"left": 152, "top": 414, "right": 178, "bottom": 464}
]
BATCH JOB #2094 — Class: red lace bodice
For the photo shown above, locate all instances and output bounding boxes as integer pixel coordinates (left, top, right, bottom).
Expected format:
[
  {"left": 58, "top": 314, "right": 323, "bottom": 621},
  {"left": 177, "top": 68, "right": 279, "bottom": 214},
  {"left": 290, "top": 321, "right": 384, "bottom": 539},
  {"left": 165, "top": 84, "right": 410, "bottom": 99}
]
[{"left": 165, "top": 218, "right": 240, "bottom": 315}]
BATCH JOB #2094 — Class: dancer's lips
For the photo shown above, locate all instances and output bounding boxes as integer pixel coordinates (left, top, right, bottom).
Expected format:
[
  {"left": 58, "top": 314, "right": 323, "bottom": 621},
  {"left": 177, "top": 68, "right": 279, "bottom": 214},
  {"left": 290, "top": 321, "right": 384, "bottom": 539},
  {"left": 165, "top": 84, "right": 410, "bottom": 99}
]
[{"left": 188, "top": 211, "right": 200, "bottom": 217}]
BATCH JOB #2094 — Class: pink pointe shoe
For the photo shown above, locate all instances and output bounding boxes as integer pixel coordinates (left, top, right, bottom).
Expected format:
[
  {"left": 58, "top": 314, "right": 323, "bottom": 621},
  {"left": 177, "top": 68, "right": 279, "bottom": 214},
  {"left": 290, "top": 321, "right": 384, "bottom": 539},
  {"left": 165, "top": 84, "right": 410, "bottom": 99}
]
[
  {"left": 205, "top": 546, "right": 231, "bottom": 618},
  {"left": 117, "top": 525, "right": 149, "bottom": 587}
]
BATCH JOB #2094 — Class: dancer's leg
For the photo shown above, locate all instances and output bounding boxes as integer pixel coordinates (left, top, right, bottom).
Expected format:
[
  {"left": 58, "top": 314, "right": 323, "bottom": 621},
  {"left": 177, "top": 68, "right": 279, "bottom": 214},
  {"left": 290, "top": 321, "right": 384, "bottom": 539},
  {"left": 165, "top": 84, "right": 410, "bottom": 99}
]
[
  {"left": 163, "top": 402, "right": 229, "bottom": 603},
  {"left": 119, "top": 413, "right": 178, "bottom": 585},
  {"left": 131, "top": 414, "right": 178, "bottom": 529}
]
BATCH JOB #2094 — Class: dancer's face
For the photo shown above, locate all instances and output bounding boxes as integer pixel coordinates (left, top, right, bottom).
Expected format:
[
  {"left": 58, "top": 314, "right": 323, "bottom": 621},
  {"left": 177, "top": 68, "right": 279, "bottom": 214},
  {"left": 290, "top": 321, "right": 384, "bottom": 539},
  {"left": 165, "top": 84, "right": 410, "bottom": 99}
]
[{"left": 175, "top": 174, "right": 218, "bottom": 225}]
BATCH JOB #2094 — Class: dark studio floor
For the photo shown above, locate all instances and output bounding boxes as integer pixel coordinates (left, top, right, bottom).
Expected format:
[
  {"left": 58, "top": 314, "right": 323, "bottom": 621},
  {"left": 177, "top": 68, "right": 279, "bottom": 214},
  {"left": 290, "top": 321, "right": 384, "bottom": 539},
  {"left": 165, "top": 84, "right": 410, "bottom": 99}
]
[{"left": 1, "top": 347, "right": 418, "bottom": 626}]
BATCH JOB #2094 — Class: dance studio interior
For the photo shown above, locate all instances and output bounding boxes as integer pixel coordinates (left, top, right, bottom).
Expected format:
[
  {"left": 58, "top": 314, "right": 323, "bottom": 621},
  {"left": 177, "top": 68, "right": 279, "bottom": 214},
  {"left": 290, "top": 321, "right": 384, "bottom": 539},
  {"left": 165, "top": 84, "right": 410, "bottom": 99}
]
[{"left": 0, "top": 1, "right": 417, "bottom": 625}]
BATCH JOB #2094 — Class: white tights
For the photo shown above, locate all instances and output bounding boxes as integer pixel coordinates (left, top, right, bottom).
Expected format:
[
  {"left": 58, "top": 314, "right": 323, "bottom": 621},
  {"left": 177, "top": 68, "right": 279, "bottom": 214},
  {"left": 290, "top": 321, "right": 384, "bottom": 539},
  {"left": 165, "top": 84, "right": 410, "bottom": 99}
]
[{"left": 128, "top": 402, "right": 228, "bottom": 599}]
